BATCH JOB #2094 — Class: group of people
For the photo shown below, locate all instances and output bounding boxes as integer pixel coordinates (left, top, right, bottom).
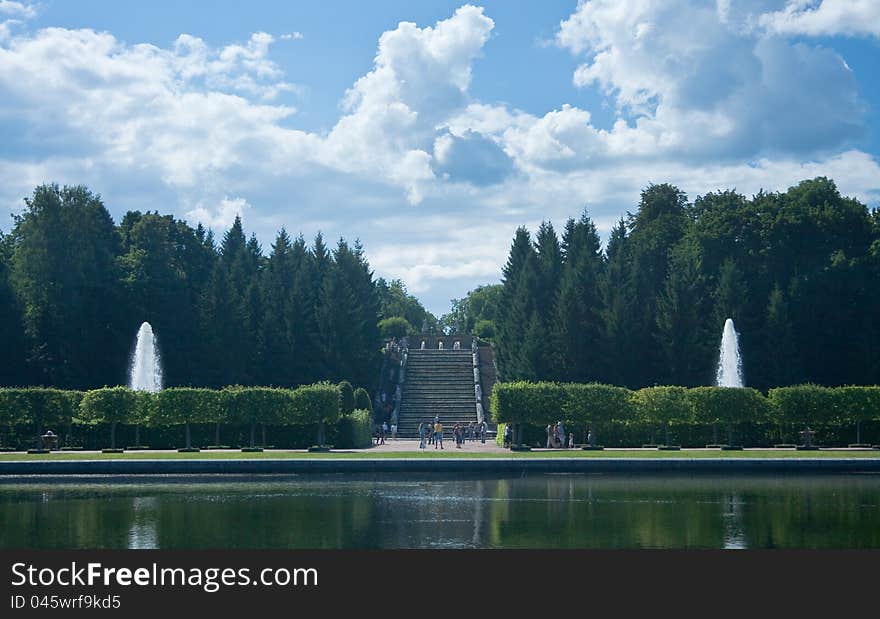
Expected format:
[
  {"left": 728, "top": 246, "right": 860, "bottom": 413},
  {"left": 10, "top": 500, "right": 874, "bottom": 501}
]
[
  {"left": 546, "top": 421, "right": 574, "bottom": 449},
  {"left": 374, "top": 420, "right": 398, "bottom": 444},
  {"left": 501, "top": 422, "right": 594, "bottom": 449},
  {"left": 418, "top": 418, "right": 488, "bottom": 449},
  {"left": 377, "top": 337, "right": 407, "bottom": 424}
]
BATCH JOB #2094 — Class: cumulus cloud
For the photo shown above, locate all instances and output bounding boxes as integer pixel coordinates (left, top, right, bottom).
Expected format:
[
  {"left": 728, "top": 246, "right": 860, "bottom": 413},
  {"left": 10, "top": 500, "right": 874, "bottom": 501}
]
[
  {"left": 0, "top": 1, "right": 36, "bottom": 19},
  {"left": 551, "top": 0, "right": 865, "bottom": 163},
  {"left": 319, "top": 4, "right": 495, "bottom": 203},
  {"left": 280, "top": 32, "right": 303, "bottom": 41},
  {"left": 0, "top": 0, "right": 35, "bottom": 41},
  {"left": 186, "top": 196, "right": 252, "bottom": 229},
  {"left": 0, "top": 2, "right": 877, "bottom": 313},
  {"left": 759, "top": 0, "right": 880, "bottom": 38}
]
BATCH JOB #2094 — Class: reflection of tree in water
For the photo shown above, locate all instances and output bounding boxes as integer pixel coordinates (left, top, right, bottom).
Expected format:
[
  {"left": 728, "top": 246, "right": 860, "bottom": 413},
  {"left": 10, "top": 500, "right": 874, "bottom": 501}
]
[{"left": 1, "top": 475, "right": 879, "bottom": 549}]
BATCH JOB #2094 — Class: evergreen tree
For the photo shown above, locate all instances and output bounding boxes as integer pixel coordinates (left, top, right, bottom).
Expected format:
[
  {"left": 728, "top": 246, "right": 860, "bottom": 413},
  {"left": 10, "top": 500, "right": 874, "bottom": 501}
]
[
  {"left": 556, "top": 213, "right": 604, "bottom": 382},
  {"left": 763, "top": 283, "right": 797, "bottom": 388},
  {"left": 655, "top": 239, "right": 712, "bottom": 386},
  {"left": 495, "top": 227, "right": 537, "bottom": 380},
  {"left": 601, "top": 218, "right": 638, "bottom": 386},
  {"left": 0, "top": 233, "right": 28, "bottom": 385}
]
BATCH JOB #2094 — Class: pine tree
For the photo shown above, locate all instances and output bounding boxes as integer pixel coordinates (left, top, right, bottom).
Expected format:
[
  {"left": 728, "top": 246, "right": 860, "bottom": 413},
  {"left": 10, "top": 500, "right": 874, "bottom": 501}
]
[
  {"left": 655, "top": 239, "right": 711, "bottom": 386},
  {"left": 556, "top": 213, "right": 605, "bottom": 382},
  {"left": 496, "top": 227, "right": 537, "bottom": 379},
  {"left": 260, "top": 230, "right": 296, "bottom": 386},
  {"left": 602, "top": 219, "right": 637, "bottom": 386},
  {"left": 763, "top": 283, "right": 798, "bottom": 389}
]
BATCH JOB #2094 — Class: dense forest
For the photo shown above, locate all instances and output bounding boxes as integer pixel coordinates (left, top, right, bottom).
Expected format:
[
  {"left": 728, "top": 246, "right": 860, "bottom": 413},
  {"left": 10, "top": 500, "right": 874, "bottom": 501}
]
[
  {"left": 1, "top": 177, "right": 878, "bottom": 393},
  {"left": 0, "top": 184, "right": 435, "bottom": 391},
  {"left": 472, "top": 177, "right": 880, "bottom": 391}
]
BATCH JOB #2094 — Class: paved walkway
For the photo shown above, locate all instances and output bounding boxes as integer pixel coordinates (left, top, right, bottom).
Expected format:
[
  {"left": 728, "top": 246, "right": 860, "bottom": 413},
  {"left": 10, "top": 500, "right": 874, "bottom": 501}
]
[{"left": 370, "top": 437, "right": 507, "bottom": 453}]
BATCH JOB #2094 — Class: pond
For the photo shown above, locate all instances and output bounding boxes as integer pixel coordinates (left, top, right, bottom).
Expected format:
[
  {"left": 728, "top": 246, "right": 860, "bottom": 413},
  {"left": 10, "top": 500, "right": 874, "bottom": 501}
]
[{"left": 1, "top": 473, "right": 879, "bottom": 549}]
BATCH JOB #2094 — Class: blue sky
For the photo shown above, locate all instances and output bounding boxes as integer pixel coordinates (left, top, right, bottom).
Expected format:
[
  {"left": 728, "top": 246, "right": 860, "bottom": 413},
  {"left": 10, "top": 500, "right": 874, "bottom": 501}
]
[{"left": 1, "top": 0, "right": 879, "bottom": 315}]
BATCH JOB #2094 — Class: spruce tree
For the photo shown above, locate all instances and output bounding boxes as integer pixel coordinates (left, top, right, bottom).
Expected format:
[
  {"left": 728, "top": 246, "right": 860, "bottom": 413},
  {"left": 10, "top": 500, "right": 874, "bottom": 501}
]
[
  {"left": 556, "top": 213, "right": 604, "bottom": 382},
  {"left": 496, "top": 228, "right": 537, "bottom": 380}
]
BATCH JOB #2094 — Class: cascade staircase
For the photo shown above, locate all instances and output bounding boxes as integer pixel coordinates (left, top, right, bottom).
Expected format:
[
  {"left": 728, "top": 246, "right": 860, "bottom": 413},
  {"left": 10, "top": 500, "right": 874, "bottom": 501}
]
[{"left": 396, "top": 349, "right": 477, "bottom": 438}]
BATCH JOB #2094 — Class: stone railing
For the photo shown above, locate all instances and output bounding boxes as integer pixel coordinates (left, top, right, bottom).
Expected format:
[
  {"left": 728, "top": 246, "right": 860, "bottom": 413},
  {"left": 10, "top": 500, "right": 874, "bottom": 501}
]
[
  {"left": 391, "top": 346, "right": 407, "bottom": 425},
  {"left": 414, "top": 334, "right": 476, "bottom": 350},
  {"left": 472, "top": 339, "right": 484, "bottom": 424}
]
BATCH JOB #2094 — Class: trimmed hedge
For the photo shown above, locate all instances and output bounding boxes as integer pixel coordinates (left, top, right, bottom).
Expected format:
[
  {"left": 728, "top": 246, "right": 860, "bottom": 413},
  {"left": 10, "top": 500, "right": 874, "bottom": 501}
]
[
  {"left": 768, "top": 385, "right": 836, "bottom": 431},
  {"left": 687, "top": 386, "right": 768, "bottom": 446},
  {"left": 80, "top": 387, "right": 145, "bottom": 449},
  {"left": 631, "top": 386, "right": 693, "bottom": 446},
  {"left": 338, "top": 381, "right": 355, "bottom": 416},
  {"left": 354, "top": 387, "right": 372, "bottom": 413},
  {"left": 0, "top": 388, "right": 83, "bottom": 448},
  {"left": 336, "top": 409, "right": 373, "bottom": 449},
  {"left": 491, "top": 382, "right": 880, "bottom": 447}
]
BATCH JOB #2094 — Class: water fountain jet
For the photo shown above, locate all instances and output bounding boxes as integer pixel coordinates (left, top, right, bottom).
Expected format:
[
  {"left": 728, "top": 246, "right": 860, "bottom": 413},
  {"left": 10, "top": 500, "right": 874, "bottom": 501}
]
[
  {"left": 716, "top": 318, "right": 743, "bottom": 388},
  {"left": 129, "top": 322, "right": 162, "bottom": 393}
]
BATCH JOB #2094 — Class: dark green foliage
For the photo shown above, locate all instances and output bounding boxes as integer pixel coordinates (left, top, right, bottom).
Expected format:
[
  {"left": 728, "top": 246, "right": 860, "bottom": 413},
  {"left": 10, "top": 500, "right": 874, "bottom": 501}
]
[
  {"left": 10, "top": 185, "right": 126, "bottom": 388},
  {"left": 0, "top": 234, "right": 28, "bottom": 385},
  {"left": 335, "top": 409, "right": 373, "bottom": 448},
  {"left": 337, "top": 380, "right": 355, "bottom": 415},
  {"left": 1, "top": 185, "right": 382, "bottom": 391},
  {"left": 378, "top": 316, "right": 412, "bottom": 339},
  {"left": 317, "top": 241, "right": 381, "bottom": 388},
  {"left": 377, "top": 278, "right": 437, "bottom": 333},
  {"left": 353, "top": 387, "right": 372, "bottom": 413},
  {"left": 441, "top": 284, "right": 501, "bottom": 335},
  {"left": 556, "top": 213, "right": 605, "bottom": 382},
  {"left": 491, "top": 178, "right": 880, "bottom": 390}
]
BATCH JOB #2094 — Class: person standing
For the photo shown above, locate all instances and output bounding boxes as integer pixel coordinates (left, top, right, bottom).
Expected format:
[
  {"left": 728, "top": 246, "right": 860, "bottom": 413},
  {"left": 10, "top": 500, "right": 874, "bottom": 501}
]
[
  {"left": 391, "top": 422, "right": 398, "bottom": 441},
  {"left": 480, "top": 420, "right": 487, "bottom": 444},
  {"left": 380, "top": 421, "right": 388, "bottom": 445},
  {"left": 434, "top": 420, "right": 444, "bottom": 449},
  {"left": 546, "top": 424, "right": 553, "bottom": 448},
  {"left": 568, "top": 432, "right": 574, "bottom": 449},
  {"left": 418, "top": 422, "right": 426, "bottom": 449}
]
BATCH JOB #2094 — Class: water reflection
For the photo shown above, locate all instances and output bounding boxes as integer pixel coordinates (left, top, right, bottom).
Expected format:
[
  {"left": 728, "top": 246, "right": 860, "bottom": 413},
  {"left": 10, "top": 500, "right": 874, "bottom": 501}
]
[{"left": 0, "top": 474, "right": 878, "bottom": 549}]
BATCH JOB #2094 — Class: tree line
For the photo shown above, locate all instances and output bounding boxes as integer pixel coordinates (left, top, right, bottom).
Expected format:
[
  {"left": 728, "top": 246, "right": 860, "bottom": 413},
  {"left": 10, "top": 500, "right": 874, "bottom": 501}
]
[
  {"left": 488, "top": 177, "right": 880, "bottom": 390},
  {"left": 0, "top": 184, "right": 404, "bottom": 391}
]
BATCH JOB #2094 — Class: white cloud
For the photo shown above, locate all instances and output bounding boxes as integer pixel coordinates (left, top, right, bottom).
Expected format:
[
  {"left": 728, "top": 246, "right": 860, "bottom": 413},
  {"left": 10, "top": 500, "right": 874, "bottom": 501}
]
[
  {"left": 186, "top": 196, "right": 252, "bottom": 229},
  {"left": 280, "top": 32, "right": 303, "bottom": 41},
  {"left": 0, "top": 0, "right": 35, "bottom": 41},
  {"left": 318, "top": 4, "right": 495, "bottom": 203},
  {"left": 759, "top": 0, "right": 880, "bottom": 38},
  {"left": 0, "top": 1, "right": 36, "bottom": 19},
  {"left": 0, "top": 2, "right": 877, "bottom": 313},
  {"left": 551, "top": 0, "right": 865, "bottom": 164}
]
